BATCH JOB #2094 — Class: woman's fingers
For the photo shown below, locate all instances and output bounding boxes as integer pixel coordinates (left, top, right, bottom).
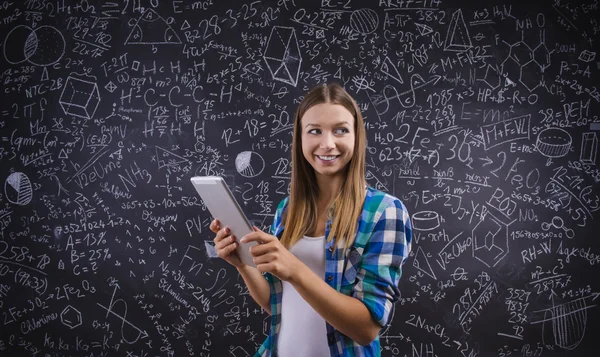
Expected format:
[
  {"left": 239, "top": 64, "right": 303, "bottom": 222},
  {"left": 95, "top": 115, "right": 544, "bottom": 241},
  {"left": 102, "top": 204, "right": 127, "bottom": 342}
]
[{"left": 209, "top": 219, "right": 220, "bottom": 233}]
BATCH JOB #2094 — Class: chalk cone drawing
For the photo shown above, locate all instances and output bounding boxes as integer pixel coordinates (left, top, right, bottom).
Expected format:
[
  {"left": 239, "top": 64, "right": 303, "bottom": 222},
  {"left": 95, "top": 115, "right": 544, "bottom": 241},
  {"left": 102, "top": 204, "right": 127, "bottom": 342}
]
[
  {"left": 235, "top": 151, "right": 265, "bottom": 178},
  {"left": 125, "top": 8, "right": 181, "bottom": 45},
  {"left": 444, "top": 9, "right": 472, "bottom": 52},
  {"left": 3, "top": 25, "right": 65, "bottom": 66},
  {"left": 59, "top": 75, "right": 101, "bottom": 119},
  {"left": 5, "top": 172, "right": 33, "bottom": 205},
  {"left": 263, "top": 26, "right": 302, "bottom": 86}
]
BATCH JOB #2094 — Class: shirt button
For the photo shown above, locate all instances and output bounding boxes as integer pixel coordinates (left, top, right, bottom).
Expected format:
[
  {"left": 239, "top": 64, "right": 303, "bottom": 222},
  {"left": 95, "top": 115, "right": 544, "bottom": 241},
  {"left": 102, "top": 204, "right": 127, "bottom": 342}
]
[{"left": 326, "top": 275, "right": 333, "bottom": 282}]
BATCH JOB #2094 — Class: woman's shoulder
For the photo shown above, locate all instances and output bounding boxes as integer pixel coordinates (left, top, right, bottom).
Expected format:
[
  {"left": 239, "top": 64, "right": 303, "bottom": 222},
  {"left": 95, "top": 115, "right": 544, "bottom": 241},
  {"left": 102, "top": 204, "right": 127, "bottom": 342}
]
[{"left": 364, "top": 186, "right": 409, "bottom": 214}]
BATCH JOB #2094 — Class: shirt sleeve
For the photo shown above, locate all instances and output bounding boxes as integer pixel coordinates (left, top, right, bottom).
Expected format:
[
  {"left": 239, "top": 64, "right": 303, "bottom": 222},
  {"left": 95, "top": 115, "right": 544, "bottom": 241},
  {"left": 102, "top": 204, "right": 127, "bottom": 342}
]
[{"left": 352, "top": 198, "right": 412, "bottom": 327}]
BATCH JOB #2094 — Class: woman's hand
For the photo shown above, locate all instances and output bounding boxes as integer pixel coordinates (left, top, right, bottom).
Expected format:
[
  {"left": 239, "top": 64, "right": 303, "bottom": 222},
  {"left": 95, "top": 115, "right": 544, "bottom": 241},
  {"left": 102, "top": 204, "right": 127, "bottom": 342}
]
[
  {"left": 211, "top": 219, "right": 245, "bottom": 269},
  {"left": 240, "top": 226, "right": 302, "bottom": 282}
]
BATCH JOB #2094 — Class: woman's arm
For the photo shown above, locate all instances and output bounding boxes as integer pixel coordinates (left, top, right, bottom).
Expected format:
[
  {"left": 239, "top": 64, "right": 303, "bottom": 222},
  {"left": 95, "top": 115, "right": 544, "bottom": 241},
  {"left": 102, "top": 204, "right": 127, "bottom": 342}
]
[
  {"left": 289, "top": 265, "right": 380, "bottom": 346},
  {"left": 236, "top": 265, "right": 272, "bottom": 315}
]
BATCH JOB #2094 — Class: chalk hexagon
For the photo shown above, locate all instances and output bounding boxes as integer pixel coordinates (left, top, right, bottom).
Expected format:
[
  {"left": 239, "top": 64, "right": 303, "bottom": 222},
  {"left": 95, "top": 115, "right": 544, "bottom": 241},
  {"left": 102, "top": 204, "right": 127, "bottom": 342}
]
[{"left": 60, "top": 305, "right": 82, "bottom": 329}]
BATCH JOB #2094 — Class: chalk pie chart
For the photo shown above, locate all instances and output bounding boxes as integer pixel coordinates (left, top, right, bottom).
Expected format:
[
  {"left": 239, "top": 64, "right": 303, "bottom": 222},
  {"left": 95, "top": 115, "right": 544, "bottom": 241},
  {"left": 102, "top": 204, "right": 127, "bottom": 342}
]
[
  {"left": 3, "top": 25, "right": 65, "bottom": 66},
  {"left": 5, "top": 172, "right": 33, "bottom": 205},
  {"left": 235, "top": 151, "right": 265, "bottom": 178}
]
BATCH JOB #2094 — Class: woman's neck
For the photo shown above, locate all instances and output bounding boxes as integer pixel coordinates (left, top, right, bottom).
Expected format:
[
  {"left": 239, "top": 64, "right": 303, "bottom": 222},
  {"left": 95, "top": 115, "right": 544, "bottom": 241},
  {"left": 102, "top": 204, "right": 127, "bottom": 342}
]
[{"left": 315, "top": 174, "right": 344, "bottom": 208}]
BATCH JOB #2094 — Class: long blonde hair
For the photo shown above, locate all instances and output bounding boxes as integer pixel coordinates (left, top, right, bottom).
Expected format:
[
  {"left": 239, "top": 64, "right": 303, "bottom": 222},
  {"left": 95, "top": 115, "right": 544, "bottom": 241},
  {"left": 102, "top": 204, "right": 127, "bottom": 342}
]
[{"left": 280, "top": 83, "right": 367, "bottom": 251}]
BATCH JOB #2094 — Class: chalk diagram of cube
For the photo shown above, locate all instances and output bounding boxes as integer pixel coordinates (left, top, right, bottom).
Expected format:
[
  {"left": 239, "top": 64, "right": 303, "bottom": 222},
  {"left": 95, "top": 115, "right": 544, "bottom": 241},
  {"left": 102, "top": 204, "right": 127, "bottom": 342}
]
[
  {"left": 472, "top": 212, "right": 509, "bottom": 267},
  {"left": 263, "top": 26, "right": 302, "bottom": 87},
  {"left": 59, "top": 76, "right": 101, "bottom": 119}
]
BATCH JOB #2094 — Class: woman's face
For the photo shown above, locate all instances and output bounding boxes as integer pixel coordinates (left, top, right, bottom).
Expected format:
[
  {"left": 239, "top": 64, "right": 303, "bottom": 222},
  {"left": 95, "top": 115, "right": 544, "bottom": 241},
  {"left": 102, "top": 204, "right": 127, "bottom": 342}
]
[{"left": 300, "top": 103, "right": 355, "bottom": 180}]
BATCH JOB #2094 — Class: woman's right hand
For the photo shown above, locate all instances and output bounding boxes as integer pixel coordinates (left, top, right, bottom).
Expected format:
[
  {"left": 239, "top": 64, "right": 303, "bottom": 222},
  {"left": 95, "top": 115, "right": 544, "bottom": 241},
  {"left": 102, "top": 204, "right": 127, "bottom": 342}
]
[{"left": 211, "top": 219, "right": 245, "bottom": 269}]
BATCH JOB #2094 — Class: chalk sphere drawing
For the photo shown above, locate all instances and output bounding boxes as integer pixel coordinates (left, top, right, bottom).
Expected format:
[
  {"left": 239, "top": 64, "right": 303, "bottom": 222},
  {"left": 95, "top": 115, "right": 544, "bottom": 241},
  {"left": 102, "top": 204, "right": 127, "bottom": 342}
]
[
  {"left": 3, "top": 25, "right": 65, "bottom": 66},
  {"left": 350, "top": 9, "right": 379, "bottom": 34},
  {"left": 5, "top": 172, "right": 33, "bottom": 206}
]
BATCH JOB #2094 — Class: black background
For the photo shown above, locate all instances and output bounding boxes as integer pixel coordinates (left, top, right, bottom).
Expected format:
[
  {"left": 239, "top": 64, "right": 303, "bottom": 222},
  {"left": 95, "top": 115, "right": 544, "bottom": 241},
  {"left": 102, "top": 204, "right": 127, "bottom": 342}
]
[{"left": 1, "top": 0, "right": 599, "bottom": 356}]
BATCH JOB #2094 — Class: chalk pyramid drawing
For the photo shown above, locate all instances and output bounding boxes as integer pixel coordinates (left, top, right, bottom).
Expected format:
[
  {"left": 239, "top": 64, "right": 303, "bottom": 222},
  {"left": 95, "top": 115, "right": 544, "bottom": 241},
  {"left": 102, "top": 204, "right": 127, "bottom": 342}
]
[
  {"left": 125, "top": 8, "right": 181, "bottom": 45},
  {"left": 380, "top": 56, "right": 403, "bottom": 84},
  {"left": 413, "top": 246, "right": 436, "bottom": 279},
  {"left": 415, "top": 22, "right": 433, "bottom": 36},
  {"left": 444, "top": 9, "right": 472, "bottom": 52},
  {"left": 263, "top": 26, "right": 302, "bottom": 86},
  {"left": 155, "top": 147, "right": 190, "bottom": 169}
]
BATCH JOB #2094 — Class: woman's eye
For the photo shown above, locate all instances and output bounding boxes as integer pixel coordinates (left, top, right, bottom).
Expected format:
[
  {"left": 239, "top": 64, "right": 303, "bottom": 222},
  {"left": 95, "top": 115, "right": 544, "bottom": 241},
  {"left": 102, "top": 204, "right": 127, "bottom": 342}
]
[
  {"left": 308, "top": 129, "right": 321, "bottom": 134},
  {"left": 335, "top": 128, "right": 349, "bottom": 134}
]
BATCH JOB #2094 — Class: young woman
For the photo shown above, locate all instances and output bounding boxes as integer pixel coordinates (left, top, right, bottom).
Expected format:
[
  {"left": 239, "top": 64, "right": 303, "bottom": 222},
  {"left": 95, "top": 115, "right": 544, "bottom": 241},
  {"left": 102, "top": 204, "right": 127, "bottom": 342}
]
[{"left": 211, "top": 83, "right": 412, "bottom": 356}]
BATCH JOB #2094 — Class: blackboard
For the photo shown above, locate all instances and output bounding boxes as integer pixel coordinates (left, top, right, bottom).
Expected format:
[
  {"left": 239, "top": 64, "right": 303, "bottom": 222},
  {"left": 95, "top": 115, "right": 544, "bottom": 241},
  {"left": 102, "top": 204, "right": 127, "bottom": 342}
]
[{"left": 1, "top": 0, "right": 599, "bottom": 356}]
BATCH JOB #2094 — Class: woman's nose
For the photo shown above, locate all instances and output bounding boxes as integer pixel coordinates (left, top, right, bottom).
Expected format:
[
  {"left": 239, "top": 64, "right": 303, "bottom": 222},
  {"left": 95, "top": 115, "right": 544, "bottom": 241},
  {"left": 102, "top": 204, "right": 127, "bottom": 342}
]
[{"left": 319, "top": 133, "right": 335, "bottom": 149}]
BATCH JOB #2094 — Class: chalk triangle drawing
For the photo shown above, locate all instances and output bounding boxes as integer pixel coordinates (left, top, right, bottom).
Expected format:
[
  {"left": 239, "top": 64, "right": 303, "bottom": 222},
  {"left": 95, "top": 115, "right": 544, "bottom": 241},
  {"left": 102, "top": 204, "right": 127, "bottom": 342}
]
[
  {"left": 413, "top": 246, "right": 437, "bottom": 279},
  {"left": 155, "top": 147, "right": 190, "bottom": 169},
  {"left": 180, "top": 20, "right": 191, "bottom": 31},
  {"left": 415, "top": 22, "right": 433, "bottom": 36},
  {"left": 125, "top": 8, "right": 181, "bottom": 45},
  {"left": 444, "top": 9, "right": 472, "bottom": 52},
  {"left": 40, "top": 66, "right": 49, "bottom": 81},
  {"left": 380, "top": 56, "right": 404, "bottom": 84}
]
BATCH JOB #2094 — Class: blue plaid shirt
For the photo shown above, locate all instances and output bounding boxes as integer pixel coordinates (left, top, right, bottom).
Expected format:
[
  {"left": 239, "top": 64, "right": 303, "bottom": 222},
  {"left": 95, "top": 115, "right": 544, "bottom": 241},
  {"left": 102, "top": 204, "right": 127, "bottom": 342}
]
[{"left": 255, "top": 186, "right": 412, "bottom": 357}]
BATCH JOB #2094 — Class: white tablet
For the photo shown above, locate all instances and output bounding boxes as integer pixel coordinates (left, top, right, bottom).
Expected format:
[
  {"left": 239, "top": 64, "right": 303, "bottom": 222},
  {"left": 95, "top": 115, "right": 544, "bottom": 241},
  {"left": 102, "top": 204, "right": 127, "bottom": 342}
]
[{"left": 190, "top": 176, "right": 257, "bottom": 268}]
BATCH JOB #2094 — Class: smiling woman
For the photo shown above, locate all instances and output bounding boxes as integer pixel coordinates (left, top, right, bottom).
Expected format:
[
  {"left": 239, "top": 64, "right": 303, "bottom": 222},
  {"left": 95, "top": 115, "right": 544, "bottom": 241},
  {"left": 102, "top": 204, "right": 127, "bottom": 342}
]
[{"left": 211, "top": 83, "right": 413, "bottom": 357}]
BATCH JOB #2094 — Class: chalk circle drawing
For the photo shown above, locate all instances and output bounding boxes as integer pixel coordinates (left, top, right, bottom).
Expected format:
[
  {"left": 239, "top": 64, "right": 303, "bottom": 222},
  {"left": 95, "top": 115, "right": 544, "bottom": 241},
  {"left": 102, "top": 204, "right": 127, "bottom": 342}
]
[
  {"left": 3, "top": 25, "right": 65, "bottom": 66},
  {"left": 263, "top": 26, "right": 302, "bottom": 86},
  {"left": 349, "top": 9, "right": 379, "bottom": 34},
  {"left": 125, "top": 8, "right": 181, "bottom": 44},
  {"left": 59, "top": 74, "right": 101, "bottom": 119},
  {"left": 235, "top": 151, "right": 265, "bottom": 178},
  {"left": 535, "top": 127, "right": 572, "bottom": 158},
  {"left": 5, "top": 172, "right": 33, "bottom": 205}
]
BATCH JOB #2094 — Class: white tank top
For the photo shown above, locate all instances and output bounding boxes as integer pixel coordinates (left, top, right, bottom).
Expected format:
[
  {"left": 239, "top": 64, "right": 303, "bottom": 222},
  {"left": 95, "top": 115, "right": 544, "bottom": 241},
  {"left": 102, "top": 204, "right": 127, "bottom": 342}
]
[{"left": 277, "top": 235, "right": 330, "bottom": 357}]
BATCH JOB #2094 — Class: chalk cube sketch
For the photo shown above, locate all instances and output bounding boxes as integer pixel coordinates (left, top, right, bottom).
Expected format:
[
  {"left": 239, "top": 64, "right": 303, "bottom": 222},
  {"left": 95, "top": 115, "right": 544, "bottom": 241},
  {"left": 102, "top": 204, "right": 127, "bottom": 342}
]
[
  {"left": 536, "top": 127, "right": 572, "bottom": 158},
  {"left": 125, "top": 8, "right": 181, "bottom": 45},
  {"left": 59, "top": 76, "right": 101, "bottom": 119},
  {"left": 229, "top": 346, "right": 251, "bottom": 357},
  {"left": 444, "top": 9, "right": 472, "bottom": 52},
  {"left": 578, "top": 49, "right": 596, "bottom": 63},
  {"left": 5, "top": 172, "right": 32, "bottom": 206},
  {"left": 580, "top": 132, "right": 598, "bottom": 164},
  {"left": 60, "top": 305, "right": 82, "bottom": 329},
  {"left": 472, "top": 211, "right": 509, "bottom": 267},
  {"left": 235, "top": 151, "right": 265, "bottom": 178},
  {"left": 263, "top": 26, "right": 302, "bottom": 86},
  {"left": 349, "top": 9, "right": 379, "bottom": 34}
]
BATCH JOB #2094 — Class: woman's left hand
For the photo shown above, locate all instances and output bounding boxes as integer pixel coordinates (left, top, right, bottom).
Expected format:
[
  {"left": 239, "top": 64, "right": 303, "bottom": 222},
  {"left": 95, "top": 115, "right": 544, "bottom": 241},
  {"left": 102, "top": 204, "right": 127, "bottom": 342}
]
[{"left": 240, "top": 227, "right": 302, "bottom": 282}]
